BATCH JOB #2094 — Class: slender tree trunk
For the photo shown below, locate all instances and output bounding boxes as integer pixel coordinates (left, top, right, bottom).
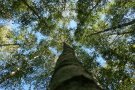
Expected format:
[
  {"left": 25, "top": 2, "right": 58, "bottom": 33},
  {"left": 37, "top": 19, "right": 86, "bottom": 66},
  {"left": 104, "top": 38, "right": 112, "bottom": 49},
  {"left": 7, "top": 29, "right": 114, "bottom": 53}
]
[{"left": 49, "top": 43, "right": 102, "bottom": 90}]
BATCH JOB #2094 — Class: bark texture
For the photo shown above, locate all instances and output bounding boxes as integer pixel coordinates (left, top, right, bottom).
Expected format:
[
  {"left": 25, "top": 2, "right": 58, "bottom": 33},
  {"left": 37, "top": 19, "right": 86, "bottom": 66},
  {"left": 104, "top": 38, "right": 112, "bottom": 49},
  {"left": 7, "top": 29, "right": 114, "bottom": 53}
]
[{"left": 49, "top": 43, "right": 102, "bottom": 90}]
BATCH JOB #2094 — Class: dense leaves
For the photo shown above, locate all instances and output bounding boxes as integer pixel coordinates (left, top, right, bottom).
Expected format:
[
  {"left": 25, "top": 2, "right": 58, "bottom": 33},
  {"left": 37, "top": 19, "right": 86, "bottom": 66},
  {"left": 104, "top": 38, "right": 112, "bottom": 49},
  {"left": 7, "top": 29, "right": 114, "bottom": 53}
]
[{"left": 0, "top": 0, "right": 135, "bottom": 90}]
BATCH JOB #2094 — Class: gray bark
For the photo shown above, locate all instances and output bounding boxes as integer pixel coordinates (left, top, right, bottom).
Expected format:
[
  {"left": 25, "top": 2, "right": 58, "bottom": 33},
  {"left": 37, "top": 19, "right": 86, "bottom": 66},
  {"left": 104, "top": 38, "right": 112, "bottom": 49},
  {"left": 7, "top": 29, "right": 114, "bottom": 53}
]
[{"left": 49, "top": 43, "right": 103, "bottom": 90}]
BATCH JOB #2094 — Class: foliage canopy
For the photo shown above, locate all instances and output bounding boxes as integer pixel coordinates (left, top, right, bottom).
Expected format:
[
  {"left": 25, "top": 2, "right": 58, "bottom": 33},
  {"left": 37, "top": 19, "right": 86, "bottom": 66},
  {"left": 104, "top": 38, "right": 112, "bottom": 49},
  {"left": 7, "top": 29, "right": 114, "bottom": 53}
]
[{"left": 0, "top": 0, "right": 135, "bottom": 90}]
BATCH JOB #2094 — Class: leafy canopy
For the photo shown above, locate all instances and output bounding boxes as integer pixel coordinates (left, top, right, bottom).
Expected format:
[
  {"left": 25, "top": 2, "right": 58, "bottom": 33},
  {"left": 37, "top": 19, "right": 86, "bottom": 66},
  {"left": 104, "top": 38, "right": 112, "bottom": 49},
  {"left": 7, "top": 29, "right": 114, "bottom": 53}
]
[{"left": 0, "top": 0, "right": 135, "bottom": 90}]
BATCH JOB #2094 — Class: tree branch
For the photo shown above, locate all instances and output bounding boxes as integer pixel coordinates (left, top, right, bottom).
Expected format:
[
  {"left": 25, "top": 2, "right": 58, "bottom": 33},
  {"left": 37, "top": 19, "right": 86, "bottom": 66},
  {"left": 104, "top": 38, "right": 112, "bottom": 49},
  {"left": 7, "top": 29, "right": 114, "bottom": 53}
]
[
  {"left": 21, "top": 0, "right": 41, "bottom": 19},
  {"left": 91, "top": 0, "right": 101, "bottom": 11},
  {"left": 90, "top": 19, "right": 135, "bottom": 35},
  {"left": 111, "top": 30, "right": 135, "bottom": 35},
  {"left": 21, "top": 0, "right": 48, "bottom": 27},
  {"left": 0, "top": 44, "right": 20, "bottom": 47}
]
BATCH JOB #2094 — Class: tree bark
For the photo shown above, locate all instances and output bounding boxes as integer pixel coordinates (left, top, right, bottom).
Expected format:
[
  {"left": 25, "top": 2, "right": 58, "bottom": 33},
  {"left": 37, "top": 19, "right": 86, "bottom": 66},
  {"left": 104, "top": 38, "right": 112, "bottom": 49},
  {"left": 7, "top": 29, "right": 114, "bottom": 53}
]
[{"left": 49, "top": 42, "right": 102, "bottom": 90}]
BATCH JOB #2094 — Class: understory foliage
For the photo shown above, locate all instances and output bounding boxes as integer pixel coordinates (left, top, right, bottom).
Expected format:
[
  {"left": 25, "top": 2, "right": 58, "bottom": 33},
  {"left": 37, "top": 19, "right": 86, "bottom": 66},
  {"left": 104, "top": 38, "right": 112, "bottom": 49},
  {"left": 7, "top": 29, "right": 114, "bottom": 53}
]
[{"left": 0, "top": 0, "right": 135, "bottom": 90}]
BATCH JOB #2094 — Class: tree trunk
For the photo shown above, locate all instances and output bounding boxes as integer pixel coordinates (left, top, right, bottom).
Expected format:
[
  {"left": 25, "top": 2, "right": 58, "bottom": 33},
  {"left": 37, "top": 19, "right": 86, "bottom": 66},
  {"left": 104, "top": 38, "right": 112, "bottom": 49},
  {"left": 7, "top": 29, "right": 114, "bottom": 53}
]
[{"left": 49, "top": 43, "right": 102, "bottom": 90}]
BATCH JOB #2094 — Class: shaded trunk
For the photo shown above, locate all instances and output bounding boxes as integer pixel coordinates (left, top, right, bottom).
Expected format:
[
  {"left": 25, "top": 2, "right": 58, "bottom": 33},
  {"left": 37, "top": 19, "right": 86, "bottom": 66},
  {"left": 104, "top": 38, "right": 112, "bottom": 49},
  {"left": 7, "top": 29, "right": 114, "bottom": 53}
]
[{"left": 49, "top": 43, "right": 102, "bottom": 90}]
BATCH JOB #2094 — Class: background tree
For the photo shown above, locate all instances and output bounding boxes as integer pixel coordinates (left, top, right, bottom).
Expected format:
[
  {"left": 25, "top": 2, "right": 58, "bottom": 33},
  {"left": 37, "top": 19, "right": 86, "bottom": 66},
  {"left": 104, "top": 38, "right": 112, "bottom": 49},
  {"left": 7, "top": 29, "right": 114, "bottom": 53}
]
[{"left": 0, "top": 0, "right": 135, "bottom": 90}]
